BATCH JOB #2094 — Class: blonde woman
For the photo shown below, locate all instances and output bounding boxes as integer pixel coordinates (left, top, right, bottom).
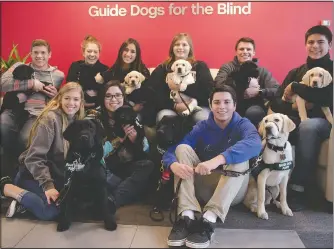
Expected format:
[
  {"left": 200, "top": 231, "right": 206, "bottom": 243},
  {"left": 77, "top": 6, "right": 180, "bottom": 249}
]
[{"left": 0, "top": 82, "right": 85, "bottom": 220}]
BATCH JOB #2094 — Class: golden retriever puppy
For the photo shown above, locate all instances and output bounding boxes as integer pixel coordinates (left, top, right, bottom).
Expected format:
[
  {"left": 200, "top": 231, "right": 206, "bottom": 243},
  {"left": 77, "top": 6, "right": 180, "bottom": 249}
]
[
  {"left": 243, "top": 113, "right": 296, "bottom": 220},
  {"left": 122, "top": 71, "right": 145, "bottom": 95},
  {"left": 282, "top": 67, "right": 333, "bottom": 124}
]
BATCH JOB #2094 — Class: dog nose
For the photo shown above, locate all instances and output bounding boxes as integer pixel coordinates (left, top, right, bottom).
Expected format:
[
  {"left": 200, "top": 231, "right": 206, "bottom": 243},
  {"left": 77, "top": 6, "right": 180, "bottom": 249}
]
[
  {"left": 265, "top": 126, "right": 272, "bottom": 133},
  {"left": 177, "top": 68, "right": 182, "bottom": 73},
  {"left": 131, "top": 80, "right": 135, "bottom": 84},
  {"left": 312, "top": 81, "right": 318, "bottom": 87},
  {"left": 80, "top": 134, "right": 89, "bottom": 141}
]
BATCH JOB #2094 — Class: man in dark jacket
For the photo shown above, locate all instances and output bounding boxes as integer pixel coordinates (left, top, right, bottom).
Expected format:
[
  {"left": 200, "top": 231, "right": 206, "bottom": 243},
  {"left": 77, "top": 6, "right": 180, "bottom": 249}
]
[
  {"left": 215, "top": 37, "right": 279, "bottom": 126},
  {"left": 270, "top": 25, "right": 333, "bottom": 212}
]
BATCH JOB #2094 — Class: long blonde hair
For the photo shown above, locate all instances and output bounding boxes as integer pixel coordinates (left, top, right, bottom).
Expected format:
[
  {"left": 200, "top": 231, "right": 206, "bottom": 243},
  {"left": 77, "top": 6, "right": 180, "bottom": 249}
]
[{"left": 27, "top": 82, "right": 85, "bottom": 150}]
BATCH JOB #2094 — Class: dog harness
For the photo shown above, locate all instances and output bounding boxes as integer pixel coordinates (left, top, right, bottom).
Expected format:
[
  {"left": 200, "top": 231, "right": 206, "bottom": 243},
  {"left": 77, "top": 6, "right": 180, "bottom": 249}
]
[
  {"left": 54, "top": 152, "right": 97, "bottom": 206},
  {"left": 251, "top": 142, "right": 294, "bottom": 181}
]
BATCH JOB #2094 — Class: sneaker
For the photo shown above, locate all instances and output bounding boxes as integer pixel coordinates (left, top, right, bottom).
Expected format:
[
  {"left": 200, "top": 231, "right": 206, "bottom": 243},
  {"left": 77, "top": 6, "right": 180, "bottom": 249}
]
[
  {"left": 167, "top": 216, "right": 193, "bottom": 247},
  {"left": 185, "top": 218, "right": 215, "bottom": 249},
  {"left": 6, "top": 200, "right": 27, "bottom": 218}
]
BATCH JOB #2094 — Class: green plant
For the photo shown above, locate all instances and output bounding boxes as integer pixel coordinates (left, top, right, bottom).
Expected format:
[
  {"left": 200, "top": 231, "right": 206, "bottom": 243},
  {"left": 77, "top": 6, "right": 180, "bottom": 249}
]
[{"left": 1, "top": 44, "right": 30, "bottom": 73}]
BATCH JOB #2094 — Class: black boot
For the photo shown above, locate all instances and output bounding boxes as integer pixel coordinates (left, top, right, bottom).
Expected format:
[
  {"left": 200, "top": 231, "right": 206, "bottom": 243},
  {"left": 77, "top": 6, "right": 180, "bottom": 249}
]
[{"left": 0, "top": 176, "right": 13, "bottom": 197}]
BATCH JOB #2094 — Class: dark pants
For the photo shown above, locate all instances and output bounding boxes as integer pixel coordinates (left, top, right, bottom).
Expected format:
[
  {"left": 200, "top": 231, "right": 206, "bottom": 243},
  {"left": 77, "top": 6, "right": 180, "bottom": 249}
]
[
  {"left": 106, "top": 159, "right": 154, "bottom": 208},
  {"left": 14, "top": 170, "right": 61, "bottom": 221},
  {"left": 0, "top": 109, "right": 36, "bottom": 178},
  {"left": 289, "top": 118, "right": 331, "bottom": 188}
]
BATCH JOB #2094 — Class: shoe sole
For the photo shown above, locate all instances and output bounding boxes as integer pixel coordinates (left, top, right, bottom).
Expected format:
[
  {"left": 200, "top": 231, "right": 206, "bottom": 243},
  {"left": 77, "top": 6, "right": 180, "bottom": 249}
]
[
  {"left": 185, "top": 234, "right": 214, "bottom": 249},
  {"left": 6, "top": 200, "right": 17, "bottom": 218},
  {"left": 167, "top": 238, "right": 186, "bottom": 247}
]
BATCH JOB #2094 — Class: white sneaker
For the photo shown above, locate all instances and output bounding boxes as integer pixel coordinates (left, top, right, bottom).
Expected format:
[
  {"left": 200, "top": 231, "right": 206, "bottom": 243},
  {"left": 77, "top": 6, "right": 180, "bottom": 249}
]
[{"left": 6, "top": 200, "right": 27, "bottom": 218}]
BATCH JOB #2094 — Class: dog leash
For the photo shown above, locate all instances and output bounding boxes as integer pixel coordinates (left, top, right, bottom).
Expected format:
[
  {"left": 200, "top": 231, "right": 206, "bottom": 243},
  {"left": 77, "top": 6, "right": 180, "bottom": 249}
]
[{"left": 54, "top": 152, "right": 97, "bottom": 206}]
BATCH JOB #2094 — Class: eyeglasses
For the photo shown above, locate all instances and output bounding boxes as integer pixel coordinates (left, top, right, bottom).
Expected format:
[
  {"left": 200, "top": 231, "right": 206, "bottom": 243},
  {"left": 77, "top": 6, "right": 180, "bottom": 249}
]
[{"left": 105, "top": 93, "right": 123, "bottom": 100}]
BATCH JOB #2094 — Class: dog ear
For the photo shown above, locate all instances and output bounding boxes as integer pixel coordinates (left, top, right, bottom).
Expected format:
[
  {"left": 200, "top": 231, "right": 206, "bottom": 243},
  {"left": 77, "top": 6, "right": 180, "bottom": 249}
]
[
  {"left": 171, "top": 61, "right": 177, "bottom": 72},
  {"left": 258, "top": 119, "right": 266, "bottom": 139},
  {"left": 281, "top": 114, "right": 296, "bottom": 133},
  {"left": 302, "top": 69, "right": 312, "bottom": 86},
  {"left": 124, "top": 73, "right": 130, "bottom": 84},
  {"left": 139, "top": 72, "right": 145, "bottom": 83},
  {"left": 63, "top": 122, "right": 78, "bottom": 142},
  {"left": 322, "top": 68, "right": 333, "bottom": 86},
  {"left": 89, "top": 119, "right": 106, "bottom": 144},
  {"left": 185, "top": 61, "right": 192, "bottom": 72}
]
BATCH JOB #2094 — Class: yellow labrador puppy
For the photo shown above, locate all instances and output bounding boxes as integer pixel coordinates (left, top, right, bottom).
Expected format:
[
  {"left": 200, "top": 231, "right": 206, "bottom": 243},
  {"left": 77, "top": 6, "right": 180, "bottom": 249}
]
[
  {"left": 168, "top": 59, "right": 195, "bottom": 91},
  {"left": 243, "top": 113, "right": 296, "bottom": 220},
  {"left": 282, "top": 67, "right": 333, "bottom": 124},
  {"left": 122, "top": 71, "right": 145, "bottom": 95}
]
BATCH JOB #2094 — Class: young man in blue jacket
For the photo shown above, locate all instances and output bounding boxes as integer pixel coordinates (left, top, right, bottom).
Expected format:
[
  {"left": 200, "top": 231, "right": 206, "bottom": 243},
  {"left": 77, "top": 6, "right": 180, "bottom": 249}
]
[{"left": 163, "top": 85, "right": 262, "bottom": 248}]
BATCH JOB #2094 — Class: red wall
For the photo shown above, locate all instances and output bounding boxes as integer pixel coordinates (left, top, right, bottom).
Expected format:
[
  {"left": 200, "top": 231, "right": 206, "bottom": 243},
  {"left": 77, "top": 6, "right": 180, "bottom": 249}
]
[{"left": 1, "top": 2, "right": 332, "bottom": 83}]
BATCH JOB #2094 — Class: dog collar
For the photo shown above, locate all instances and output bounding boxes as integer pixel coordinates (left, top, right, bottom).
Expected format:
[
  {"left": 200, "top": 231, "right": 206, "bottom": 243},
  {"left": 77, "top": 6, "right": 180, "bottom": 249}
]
[
  {"left": 65, "top": 152, "right": 96, "bottom": 172},
  {"left": 267, "top": 142, "right": 287, "bottom": 152}
]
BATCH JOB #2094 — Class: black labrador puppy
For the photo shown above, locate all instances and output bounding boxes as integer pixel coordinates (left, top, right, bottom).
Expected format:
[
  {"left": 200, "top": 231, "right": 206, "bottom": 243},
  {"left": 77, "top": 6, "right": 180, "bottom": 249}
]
[
  {"left": 232, "top": 60, "right": 265, "bottom": 115},
  {"left": 56, "top": 119, "right": 117, "bottom": 232},
  {"left": 156, "top": 115, "right": 194, "bottom": 153},
  {"left": 150, "top": 115, "right": 194, "bottom": 219},
  {"left": 112, "top": 105, "right": 147, "bottom": 162}
]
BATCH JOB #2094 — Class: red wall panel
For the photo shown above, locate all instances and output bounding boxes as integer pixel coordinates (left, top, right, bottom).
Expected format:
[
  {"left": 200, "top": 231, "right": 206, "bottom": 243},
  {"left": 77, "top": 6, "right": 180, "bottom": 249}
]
[{"left": 1, "top": 2, "right": 332, "bottom": 83}]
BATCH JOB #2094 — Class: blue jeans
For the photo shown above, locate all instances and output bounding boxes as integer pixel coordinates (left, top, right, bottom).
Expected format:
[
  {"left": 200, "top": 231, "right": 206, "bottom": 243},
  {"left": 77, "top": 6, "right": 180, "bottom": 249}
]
[
  {"left": 244, "top": 105, "right": 266, "bottom": 127},
  {"left": 106, "top": 160, "right": 154, "bottom": 208},
  {"left": 290, "top": 118, "right": 331, "bottom": 188},
  {"left": 14, "top": 171, "right": 60, "bottom": 221},
  {"left": 0, "top": 109, "right": 36, "bottom": 154},
  {"left": 156, "top": 107, "right": 210, "bottom": 125}
]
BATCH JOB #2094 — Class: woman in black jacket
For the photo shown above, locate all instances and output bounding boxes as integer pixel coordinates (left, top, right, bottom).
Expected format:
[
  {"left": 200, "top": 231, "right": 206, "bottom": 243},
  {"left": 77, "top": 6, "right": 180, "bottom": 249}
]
[
  {"left": 146, "top": 33, "right": 214, "bottom": 126},
  {"left": 66, "top": 35, "right": 108, "bottom": 109}
]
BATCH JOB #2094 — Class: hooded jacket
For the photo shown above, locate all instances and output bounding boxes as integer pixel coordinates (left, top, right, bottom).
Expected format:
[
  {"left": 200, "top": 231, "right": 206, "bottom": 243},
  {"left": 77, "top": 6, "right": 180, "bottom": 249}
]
[
  {"left": 162, "top": 111, "right": 262, "bottom": 169},
  {"left": 1, "top": 62, "right": 64, "bottom": 116}
]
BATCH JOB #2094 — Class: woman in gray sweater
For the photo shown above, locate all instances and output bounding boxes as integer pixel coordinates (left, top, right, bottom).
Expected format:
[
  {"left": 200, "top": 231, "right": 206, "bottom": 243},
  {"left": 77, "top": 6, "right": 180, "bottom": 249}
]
[{"left": 0, "top": 82, "right": 85, "bottom": 220}]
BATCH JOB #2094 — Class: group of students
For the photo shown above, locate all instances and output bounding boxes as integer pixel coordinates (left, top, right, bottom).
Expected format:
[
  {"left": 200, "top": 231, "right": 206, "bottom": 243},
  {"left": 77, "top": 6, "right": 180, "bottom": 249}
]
[{"left": 0, "top": 24, "right": 332, "bottom": 248}]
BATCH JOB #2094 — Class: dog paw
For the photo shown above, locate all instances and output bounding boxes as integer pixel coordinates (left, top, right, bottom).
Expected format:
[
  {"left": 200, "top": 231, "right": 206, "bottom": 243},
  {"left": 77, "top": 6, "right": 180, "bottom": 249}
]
[
  {"left": 257, "top": 211, "right": 269, "bottom": 220},
  {"left": 57, "top": 222, "right": 70, "bottom": 232},
  {"left": 282, "top": 207, "right": 293, "bottom": 217},
  {"left": 182, "top": 110, "right": 190, "bottom": 116}
]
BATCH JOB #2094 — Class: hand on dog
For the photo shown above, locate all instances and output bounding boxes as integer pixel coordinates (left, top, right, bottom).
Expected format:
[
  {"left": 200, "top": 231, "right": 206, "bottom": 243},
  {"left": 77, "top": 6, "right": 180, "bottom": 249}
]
[
  {"left": 174, "top": 102, "right": 188, "bottom": 113},
  {"left": 166, "top": 73, "right": 181, "bottom": 91},
  {"left": 41, "top": 85, "right": 58, "bottom": 98},
  {"left": 32, "top": 79, "right": 45, "bottom": 92},
  {"left": 123, "top": 124, "right": 137, "bottom": 143},
  {"left": 45, "top": 188, "right": 59, "bottom": 204},
  {"left": 244, "top": 86, "right": 260, "bottom": 99},
  {"left": 170, "top": 162, "right": 194, "bottom": 179},
  {"left": 283, "top": 83, "right": 294, "bottom": 102}
]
